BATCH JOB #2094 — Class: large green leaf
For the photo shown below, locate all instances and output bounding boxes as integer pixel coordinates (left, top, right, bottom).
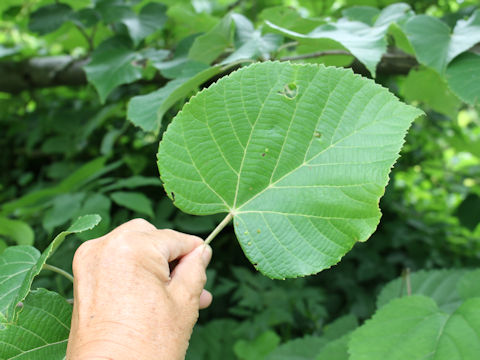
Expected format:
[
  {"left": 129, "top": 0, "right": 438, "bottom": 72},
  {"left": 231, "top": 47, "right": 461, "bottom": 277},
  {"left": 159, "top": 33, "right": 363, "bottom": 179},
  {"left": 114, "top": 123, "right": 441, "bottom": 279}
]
[
  {"left": 0, "top": 289, "right": 72, "bottom": 360},
  {"left": 157, "top": 61, "right": 422, "bottom": 278},
  {"left": 0, "top": 246, "right": 40, "bottom": 320},
  {"left": 316, "top": 334, "right": 350, "bottom": 360},
  {"left": 446, "top": 52, "right": 480, "bottom": 106},
  {"left": 84, "top": 37, "right": 142, "bottom": 103},
  {"left": 404, "top": 10, "right": 480, "bottom": 73},
  {"left": 127, "top": 65, "right": 222, "bottom": 132},
  {"left": 376, "top": 269, "right": 468, "bottom": 312},
  {"left": 1, "top": 215, "right": 100, "bottom": 321},
  {"left": 266, "top": 3, "right": 412, "bottom": 76},
  {"left": 349, "top": 295, "right": 480, "bottom": 360}
]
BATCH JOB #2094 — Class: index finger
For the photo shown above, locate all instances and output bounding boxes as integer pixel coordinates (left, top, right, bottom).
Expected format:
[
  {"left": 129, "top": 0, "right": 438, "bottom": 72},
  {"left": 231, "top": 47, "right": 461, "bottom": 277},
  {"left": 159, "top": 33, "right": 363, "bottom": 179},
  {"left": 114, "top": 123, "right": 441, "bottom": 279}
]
[{"left": 152, "top": 229, "right": 204, "bottom": 262}]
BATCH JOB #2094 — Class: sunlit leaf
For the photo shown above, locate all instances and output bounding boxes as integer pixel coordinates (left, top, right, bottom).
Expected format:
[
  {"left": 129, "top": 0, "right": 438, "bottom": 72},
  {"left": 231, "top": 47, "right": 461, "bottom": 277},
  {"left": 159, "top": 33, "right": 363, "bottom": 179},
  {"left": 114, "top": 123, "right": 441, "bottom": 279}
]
[
  {"left": 404, "top": 10, "right": 480, "bottom": 73},
  {"left": 377, "top": 269, "right": 468, "bottom": 312},
  {"left": 266, "top": 4, "right": 411, "bottom": 76},
  {"left": 446, "top": 52, "right": 480, "bottom": 105},
  {"left": 349, "top": 295, "right": 480, "bottom": 360},
  {"left": 157, "top": 61, "right": 422, "bottom": 278}
]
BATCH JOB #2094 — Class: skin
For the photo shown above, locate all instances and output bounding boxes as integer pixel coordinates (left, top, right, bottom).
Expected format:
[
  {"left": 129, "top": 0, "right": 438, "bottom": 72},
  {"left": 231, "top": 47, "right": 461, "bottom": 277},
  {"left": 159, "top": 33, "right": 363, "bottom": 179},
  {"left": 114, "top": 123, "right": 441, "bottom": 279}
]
[{"left": 66, "top": 218, "right": 213, "bottom": 360}]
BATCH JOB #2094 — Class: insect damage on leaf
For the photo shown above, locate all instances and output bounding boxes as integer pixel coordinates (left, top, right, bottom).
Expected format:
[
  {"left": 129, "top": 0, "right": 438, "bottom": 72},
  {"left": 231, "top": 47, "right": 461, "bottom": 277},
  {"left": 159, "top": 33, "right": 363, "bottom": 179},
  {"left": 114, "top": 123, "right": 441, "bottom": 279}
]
[{"left": 278, "top": 82, "right": 298, "bottom": 99}]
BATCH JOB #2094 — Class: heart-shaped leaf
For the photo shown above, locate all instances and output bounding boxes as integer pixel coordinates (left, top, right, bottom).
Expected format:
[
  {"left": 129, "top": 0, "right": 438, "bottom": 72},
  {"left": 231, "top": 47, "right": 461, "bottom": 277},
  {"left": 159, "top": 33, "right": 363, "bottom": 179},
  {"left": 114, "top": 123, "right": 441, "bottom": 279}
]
[
  {"left": 0, "top": 214, "right": 100, "bottom": 320},
  {"left": 0, "top": 289, "right": 72, "bottom": 359},
  {"left": 349, "top": 295, "right": 480, "bottom": 359},
  {"left": 157, "top": 61, "right": 422, "bottom": 279}
]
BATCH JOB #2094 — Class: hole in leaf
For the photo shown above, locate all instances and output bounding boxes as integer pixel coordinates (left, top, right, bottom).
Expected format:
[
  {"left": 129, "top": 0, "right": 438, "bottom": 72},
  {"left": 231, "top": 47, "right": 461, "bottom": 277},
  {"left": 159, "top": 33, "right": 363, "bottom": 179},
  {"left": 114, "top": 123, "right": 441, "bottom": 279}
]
[
  {"left": 314, "top": 131, "right": 322, "bottom": 139},
  {"left": 278, "top": 82, "right": 298, "bottom": 99},
  {"left": 170, "top": 192, "right": 175, "bottom": 200}
]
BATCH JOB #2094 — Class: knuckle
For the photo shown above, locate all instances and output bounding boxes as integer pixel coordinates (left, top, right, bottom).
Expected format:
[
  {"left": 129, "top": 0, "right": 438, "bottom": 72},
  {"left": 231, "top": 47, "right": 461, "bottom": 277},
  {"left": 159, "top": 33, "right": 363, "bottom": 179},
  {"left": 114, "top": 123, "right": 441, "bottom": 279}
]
[
  {"left": 125, "top": 218, "right": 155, "bottom": 230},
  {"left": 105, "top": 231, "right": 138, "bottom": 255},
  {"left": 199, "top": 272, "right": 207, "bottom": 286},
  {"left": 72, "top": 241, "right": 94, "bottom": 274}
]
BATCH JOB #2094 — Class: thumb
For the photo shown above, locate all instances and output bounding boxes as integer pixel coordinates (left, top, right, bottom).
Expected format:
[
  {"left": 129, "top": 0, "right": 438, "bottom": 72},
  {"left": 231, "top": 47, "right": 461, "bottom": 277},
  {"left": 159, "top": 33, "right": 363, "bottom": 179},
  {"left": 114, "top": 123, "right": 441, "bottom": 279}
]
[{"left": 169, "top": 244, "right": 212, "bottom": 301}]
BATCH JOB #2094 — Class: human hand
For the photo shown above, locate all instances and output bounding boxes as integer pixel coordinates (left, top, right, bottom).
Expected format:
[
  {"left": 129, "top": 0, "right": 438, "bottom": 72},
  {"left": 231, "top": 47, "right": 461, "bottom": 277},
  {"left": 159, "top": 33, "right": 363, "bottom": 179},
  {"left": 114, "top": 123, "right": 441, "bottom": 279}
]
[{"left": 66, "top": 219, "right": 212, "bottom": 360}]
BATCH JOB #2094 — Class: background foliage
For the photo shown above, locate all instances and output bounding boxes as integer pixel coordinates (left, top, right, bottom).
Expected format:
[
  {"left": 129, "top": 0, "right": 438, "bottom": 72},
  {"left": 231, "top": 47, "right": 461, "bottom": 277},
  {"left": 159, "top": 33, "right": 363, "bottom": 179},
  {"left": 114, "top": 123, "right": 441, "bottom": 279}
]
[{"left": 0, "top": 0, "right": 479, "bottom": 359}]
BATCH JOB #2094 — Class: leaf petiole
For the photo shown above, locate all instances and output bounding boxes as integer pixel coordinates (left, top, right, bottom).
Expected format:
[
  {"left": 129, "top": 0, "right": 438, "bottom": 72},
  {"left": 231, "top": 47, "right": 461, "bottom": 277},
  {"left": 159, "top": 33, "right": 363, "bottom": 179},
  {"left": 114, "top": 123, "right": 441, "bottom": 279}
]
[
  {"left": 205, "top": 212, "right": 233, "bottom": 245},
  {"left": 42, "top": 263, "right": 74, "bottom": 283}
]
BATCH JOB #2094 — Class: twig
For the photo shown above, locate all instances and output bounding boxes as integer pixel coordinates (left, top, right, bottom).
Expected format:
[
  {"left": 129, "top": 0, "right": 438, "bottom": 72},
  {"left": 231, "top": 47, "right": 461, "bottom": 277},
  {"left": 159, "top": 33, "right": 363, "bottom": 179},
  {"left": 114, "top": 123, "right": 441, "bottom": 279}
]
[
  {"left": 75, "top": 25, "right": 94, "bottom": 53},
  {"left": 280, "top": 50, "right": 351, "bottom": 62},
  {"left": 42, "top": 263, "right": 74, "bottom": 283},
  {"left": 205, "top": 212, "right": 233, "bottom": 245},
  {"left": 405, "top": 268, "right": 411, "bottom": 296}
]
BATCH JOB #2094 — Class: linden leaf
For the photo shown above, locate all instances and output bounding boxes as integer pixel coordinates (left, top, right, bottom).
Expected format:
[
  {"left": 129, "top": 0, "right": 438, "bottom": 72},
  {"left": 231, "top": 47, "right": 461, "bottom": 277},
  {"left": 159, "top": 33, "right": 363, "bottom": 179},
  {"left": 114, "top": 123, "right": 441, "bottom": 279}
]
[{"left": 157, "top": 62, "right": 422, "bottom": 279}]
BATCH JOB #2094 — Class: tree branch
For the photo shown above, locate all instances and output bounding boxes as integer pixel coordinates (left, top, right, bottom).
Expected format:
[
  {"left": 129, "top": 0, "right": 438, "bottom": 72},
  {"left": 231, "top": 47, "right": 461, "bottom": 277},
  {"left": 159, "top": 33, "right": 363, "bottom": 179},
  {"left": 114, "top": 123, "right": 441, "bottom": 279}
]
[{"left": 0, "top": 49, "right": 419, "bottom": 93}]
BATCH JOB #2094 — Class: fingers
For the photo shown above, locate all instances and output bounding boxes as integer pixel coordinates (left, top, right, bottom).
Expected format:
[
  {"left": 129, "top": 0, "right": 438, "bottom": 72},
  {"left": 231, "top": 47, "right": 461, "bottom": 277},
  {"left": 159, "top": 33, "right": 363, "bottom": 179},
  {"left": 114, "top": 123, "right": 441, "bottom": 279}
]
[
  {"left": 169, "top": 244, "right": 212, "bottom": 300},
  {"left": 199, "top": 290, "right": 213, "bottom": 309},
  {"left": 153, "top": 230, "right": 204, "bottom": 262}
]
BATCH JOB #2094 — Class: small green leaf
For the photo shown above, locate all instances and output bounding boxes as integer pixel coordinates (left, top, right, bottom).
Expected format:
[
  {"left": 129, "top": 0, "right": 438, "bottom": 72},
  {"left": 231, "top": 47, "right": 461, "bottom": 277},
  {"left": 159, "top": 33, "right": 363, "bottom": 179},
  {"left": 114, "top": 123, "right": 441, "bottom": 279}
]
[
  {"left": 0, "top": 217, "right": 34, "bottom": 245},
  {"left": 158, "top": 62, "right": 423, "bottom": 278},
  {"left": 28, "top": 3, "right": 73, "bottom": 34},
  {"left": 455, "top": 193, "right": 480, "bottom": 231},
  {"left": 84, "top": 37, "right": 142, "bottom": 103},
  {"left": 404, "top": 10, "right": 480, "bottom": 73},
  {"left": 111, "top": 191, "right": 154, "bottom": 217},
  {"left": 189, "top": 15, "right": 233, "bottom": 64},
  {"left": 401, "top": 67, "right": 460, "bottom": 118},
  {"left": 266, "top": 4, "right": 411, "bottom": 76},
  {"left": 1, "top": 215, "right": 100, "bottom": 320},
  {"left": 76, "top": 194, "right": 112, "bottom": 240},
  {"left": 349, "top": 295, "right": 480, "bottom": 360},
  {"left": 127, "top": 65, "right": 222, "bottom": 132},
  {"left": 0, "top": 289, "right": 72, "bottom": 359},
  {"left": 42, "top": 193, "right": 86, "bottom": 233},
  {"left": 69, "top": 8, "right": 101, "bottom": 28},
  {"left": 120, "top": 2, "right": 167, "bottom": 46},
  {"left": 222, "top": 14, "right": 281, "bottom": 64},
  {"left": 446, "top": 52, "right": 480, "bottom": 105},
  {"left": 102, "top": 176, "right": 162, "bottom": 192},
  {"left": 0, "top": 246, "right": 40, "bottom": 318},
  {"left": 260, "top": 6, "right": 323, "bottom": 33}
]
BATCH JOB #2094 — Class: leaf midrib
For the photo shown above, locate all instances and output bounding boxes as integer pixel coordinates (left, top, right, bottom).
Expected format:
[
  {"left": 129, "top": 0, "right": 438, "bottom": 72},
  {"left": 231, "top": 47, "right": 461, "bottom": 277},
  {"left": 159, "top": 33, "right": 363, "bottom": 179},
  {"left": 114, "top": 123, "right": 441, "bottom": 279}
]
[{"left": 234, "top": 89, "right": 391, "bottom": 213}]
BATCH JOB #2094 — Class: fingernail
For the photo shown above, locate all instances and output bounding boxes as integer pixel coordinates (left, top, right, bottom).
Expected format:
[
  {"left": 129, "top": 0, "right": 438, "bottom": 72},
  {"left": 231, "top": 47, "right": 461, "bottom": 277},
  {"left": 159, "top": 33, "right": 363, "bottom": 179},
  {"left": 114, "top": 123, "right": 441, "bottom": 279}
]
[{"left": 201, "top": 244, "right": 212, "bottom": 266}]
